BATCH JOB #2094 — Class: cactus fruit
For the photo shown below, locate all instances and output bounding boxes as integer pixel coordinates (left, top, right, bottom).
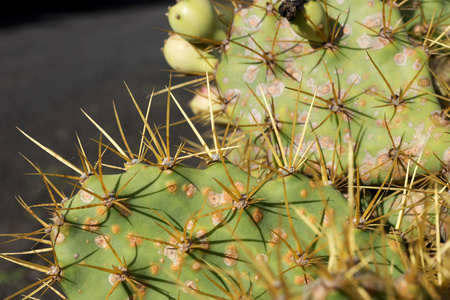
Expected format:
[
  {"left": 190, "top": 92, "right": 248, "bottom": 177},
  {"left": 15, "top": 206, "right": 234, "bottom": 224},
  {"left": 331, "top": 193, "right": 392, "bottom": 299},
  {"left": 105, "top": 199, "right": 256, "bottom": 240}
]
[
  {"left": 279, "top": 0, "right": 329, "bottom": 42},
  {"left": 167, "top": 0, "right": 227, "bottom": 43},
  {"left": 163, "top": 33, "right": 219, "bottom": 73},
  {"left": 189, "top": 85, "right": 229, "bottom": 124},
  {"left": 3, "top": 0, "right": 450, "bottom": 299}
]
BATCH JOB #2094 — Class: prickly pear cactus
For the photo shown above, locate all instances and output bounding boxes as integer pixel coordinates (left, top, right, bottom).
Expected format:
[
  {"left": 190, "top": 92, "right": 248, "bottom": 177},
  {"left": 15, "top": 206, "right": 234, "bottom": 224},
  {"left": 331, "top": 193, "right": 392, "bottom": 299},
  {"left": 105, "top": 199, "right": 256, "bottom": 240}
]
[
  {"left": 2, "top": 123, "right": 408, "bottom": 300},
  {"left": 164, "top": 0, "right": 450, "bottom": 185},
  {"left": 3, "top": 0, "right": 450, "bottom": 299}
]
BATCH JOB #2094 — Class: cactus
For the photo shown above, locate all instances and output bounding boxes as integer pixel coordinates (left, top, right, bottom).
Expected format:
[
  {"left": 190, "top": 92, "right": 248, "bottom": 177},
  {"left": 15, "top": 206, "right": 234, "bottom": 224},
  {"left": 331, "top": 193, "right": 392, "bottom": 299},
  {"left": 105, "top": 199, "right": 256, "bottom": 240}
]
[
  {"left": 2, "top": 90, "right": 410, "bottom": 299},
  {"left": 2, "top": 94, "right": 410, "bottom": 299},
  {"left": 173, "top": 0, "right": 450, "bottom": 185},
  {"left": 2, "top": 0, "right": 450, "bottom": 299}
]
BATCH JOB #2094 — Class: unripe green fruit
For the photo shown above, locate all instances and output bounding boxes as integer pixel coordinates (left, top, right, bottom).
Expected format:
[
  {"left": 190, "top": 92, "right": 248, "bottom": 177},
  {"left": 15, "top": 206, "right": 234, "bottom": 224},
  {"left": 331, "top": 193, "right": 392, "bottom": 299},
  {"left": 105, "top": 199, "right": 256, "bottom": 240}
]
[
  {"left": 189, "top": 85, "right": 229, "bottom": 125},
  {"left": 163, "top": 33, "right": 218, "bottom": 73},
  {"left": 289, "top": 0, "right": 329, "bottom": 43},
  {"left": 168, "top": 0, "right": 227, "bottom": 43}
]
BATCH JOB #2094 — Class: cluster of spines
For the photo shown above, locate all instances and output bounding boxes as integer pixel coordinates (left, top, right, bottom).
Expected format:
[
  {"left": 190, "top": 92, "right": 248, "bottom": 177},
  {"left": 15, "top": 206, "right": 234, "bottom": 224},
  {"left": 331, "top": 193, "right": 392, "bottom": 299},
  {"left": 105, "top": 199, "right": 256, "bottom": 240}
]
[{"left": 0, "top": 77, "right": 446, "bottom": 299}]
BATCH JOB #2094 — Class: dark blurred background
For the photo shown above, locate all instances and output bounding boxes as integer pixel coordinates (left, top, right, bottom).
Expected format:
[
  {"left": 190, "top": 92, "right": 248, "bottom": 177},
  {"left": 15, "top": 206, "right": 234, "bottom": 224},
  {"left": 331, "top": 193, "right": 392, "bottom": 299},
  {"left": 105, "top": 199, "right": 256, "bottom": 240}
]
[{"left": 0, "top": 1, "right": 200, "bottom": 298}]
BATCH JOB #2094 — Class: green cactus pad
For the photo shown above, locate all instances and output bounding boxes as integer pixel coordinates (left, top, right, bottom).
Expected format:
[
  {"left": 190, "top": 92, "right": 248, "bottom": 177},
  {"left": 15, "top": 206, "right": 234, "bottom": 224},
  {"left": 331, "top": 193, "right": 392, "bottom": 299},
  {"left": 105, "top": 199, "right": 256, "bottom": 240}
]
[
  {"left": 211, "top": 0, "right": 450, "bottom": 184},
  {"left": 47, "top": 160, "right": 404, "bottom": 299}
]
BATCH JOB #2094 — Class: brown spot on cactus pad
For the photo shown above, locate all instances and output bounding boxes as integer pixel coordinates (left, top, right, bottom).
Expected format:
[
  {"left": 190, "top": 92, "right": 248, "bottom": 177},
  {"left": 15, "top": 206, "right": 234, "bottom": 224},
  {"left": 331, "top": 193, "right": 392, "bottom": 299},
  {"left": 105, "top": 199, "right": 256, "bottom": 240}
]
[
  {"left": 165, "top": 180, "right": 178, "bottom": 194},
  {"left": 224, "top": 244, "right": 238, "bottom": 266}
]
